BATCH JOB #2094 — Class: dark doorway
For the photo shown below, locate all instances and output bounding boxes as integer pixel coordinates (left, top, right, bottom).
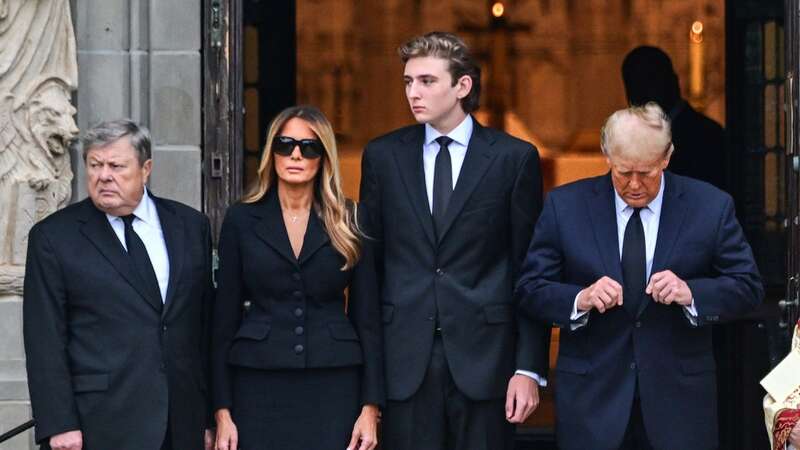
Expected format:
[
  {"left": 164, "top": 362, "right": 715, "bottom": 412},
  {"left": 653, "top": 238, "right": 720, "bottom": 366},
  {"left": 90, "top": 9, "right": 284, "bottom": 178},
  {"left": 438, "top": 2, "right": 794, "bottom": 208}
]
[{"left": 242, "top": 0, "right": 297, "bottom": 190}]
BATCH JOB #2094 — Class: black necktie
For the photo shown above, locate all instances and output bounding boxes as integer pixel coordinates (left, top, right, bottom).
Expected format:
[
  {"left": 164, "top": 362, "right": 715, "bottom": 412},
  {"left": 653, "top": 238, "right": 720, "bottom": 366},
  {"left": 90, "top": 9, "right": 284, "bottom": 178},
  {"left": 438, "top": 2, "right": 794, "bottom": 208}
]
[
  {"left": 122, "top": 215, "right": 162, "bottom": 308},
  {"left": 432, "top": 136, "right": 454, "bottom": 238},
  {"left": 621, "top": 208, "right": 646, "bottom": 315}
]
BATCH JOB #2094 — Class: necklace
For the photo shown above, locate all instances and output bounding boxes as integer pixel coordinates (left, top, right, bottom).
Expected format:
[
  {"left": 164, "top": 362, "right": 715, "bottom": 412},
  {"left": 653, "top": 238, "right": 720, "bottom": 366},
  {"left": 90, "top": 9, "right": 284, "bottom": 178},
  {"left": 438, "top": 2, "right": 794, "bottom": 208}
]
[{"left": 283, "top": 209, "right": 309, "bottom": 224}]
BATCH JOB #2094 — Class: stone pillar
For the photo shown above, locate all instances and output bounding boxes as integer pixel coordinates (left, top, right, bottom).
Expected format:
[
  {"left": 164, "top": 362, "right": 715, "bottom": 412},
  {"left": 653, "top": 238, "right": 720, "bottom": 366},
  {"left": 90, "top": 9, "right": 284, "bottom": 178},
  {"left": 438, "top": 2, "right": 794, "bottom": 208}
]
[
  {"left": 72, "top": 0, "right": 202, "bottom": 209},
  {"left": 0, "top": 0, "right": 78, "bottom": 448}
]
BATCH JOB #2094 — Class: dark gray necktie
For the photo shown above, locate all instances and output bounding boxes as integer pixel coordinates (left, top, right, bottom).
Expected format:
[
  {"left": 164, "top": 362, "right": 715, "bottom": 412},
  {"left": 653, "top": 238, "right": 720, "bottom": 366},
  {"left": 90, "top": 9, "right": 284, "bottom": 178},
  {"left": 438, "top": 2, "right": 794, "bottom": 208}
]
[
  {"left": 621, "top": 208, "right": 646, "bottom": 315},
  {"left": 432, "top": 136, "right": 454, "bottom": 238},
  {"left": 122, "top": 215, "right": 162, "bottom": 308}
]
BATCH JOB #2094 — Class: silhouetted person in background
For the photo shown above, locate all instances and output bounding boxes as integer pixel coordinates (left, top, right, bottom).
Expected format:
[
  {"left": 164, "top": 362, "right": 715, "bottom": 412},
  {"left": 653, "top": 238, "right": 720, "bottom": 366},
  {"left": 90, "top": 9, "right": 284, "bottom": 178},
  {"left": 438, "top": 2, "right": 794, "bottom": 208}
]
[{"left": 622, "top": 45, "right": 727, "bottom": 192}]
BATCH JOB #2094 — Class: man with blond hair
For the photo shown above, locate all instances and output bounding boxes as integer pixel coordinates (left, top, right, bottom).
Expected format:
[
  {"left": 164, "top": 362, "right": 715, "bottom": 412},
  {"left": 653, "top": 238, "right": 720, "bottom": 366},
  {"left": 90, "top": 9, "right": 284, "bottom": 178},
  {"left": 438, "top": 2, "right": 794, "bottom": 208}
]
[{"left": 516, "top": 103, "right": 763, "bottom": 450}]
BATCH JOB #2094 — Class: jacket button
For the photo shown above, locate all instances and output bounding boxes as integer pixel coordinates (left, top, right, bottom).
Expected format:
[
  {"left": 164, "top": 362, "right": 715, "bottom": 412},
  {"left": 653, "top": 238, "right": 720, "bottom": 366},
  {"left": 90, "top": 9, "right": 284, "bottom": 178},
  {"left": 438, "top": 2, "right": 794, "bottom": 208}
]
[
  {"left": 634, "top": 321, "right": 642, "bottom": 328},
  {"left": 630, "top": 362, "right": 637, "bottom": 370},
  {"left": 293, "top": 273, "right": 302, "bottom": 281},
  {"left": 436, "top": 268, "right": 444, "bottom": 276},
  {"left": 295, "top": 326, "right": 304, "bottom": 335},
  {"left": 162, "top": 325, "right": 167, "bottom": 332},
  {"left": 294, "top": 344, "right": 304, "bottom": 354},
  {"left": 294, "top": 307, "right": 303, "bottom": 317},
  {"left": 293, "top": 290, "right": 303, "bottom": 299}
]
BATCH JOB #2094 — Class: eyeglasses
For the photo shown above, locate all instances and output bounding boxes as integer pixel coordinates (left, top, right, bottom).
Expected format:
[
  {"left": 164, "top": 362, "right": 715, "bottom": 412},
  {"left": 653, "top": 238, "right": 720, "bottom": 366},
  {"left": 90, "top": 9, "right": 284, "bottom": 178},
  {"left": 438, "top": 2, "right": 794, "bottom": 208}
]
[{"left": 272, "top": 136, "right": 324, "bottom": 159}]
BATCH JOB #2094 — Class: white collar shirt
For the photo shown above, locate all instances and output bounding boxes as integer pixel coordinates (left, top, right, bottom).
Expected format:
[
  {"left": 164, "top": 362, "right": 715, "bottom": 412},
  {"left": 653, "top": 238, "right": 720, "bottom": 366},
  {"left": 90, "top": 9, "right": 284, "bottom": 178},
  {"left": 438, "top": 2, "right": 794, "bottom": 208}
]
[{"left": 422, "top": 115, "right": 473, "bottom": 213}]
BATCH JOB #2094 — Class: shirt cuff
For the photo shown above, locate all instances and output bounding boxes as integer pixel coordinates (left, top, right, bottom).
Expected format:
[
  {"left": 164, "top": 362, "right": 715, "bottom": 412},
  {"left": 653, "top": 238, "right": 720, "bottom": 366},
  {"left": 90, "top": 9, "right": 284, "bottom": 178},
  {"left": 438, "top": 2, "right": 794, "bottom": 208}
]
[
  {"left": 515, "top": 369, "right": 547, "bottom": 387},
  {"left": 682, "top": 299, "right": 698, "bottom": 327},
  {"left": 570, "top": 291, "right": 590, "bottom": 330}
]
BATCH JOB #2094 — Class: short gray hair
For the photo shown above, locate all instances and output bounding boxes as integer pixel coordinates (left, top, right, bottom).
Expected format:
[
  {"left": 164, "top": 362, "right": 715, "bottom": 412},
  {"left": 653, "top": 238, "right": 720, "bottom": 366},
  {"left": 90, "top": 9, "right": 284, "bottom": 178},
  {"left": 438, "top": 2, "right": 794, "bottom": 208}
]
[
  {"left": 80, "top": 119, "right": 151, "bottom": 165},
  {"left": 600, "top": 102, "right": 673, "bottom": 161}
]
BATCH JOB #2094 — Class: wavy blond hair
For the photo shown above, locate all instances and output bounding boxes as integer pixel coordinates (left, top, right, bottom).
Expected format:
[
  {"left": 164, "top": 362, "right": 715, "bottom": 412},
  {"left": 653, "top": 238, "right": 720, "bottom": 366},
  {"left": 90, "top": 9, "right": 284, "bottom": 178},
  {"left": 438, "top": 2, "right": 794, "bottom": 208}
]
[{"left": 243, "top": 105, "right": 361, "bottom": 269}]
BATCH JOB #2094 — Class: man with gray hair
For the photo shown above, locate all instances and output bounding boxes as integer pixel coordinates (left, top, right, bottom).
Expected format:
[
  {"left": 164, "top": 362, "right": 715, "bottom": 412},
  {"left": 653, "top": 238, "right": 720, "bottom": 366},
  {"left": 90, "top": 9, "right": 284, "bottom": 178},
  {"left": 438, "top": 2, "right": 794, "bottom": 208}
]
[
  {"left": 23, "top": 119, "right": 215, "bottom": 450},
  {"left": 516, "top": 103, "right": 763, "bottom": 449}
]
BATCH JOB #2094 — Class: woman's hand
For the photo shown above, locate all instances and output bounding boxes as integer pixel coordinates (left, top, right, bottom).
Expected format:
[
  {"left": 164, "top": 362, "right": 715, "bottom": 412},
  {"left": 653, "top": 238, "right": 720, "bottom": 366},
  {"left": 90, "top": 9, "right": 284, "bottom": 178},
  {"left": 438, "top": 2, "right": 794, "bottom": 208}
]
[
  {"left": 347, "top": 404, "right": 379, "bottom": 450},
  {"left": 214, "top": 409, "right": 238, "bottom": 450}
]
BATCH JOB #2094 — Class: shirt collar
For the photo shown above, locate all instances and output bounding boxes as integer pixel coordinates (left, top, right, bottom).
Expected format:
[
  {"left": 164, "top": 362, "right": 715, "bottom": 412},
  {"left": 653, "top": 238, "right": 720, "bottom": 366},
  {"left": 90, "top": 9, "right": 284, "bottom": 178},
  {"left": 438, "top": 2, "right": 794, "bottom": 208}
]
[
  {"left": 613, "top": 172, "right": 666, "bottom": 216},
  {"left": 424, "top": 115, "right": 473, "bottom": 147},
  {"left": 106, "top": 187, "right": 158, "bottom": 225}
]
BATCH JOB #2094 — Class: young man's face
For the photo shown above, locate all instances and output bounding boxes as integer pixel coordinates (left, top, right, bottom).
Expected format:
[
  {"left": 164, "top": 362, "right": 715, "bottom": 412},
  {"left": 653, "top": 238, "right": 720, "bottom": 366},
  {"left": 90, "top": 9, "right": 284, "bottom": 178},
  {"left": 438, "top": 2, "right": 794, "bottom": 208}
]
[{"left": 403, "top": 56, "right": 470, "bottom": 133}]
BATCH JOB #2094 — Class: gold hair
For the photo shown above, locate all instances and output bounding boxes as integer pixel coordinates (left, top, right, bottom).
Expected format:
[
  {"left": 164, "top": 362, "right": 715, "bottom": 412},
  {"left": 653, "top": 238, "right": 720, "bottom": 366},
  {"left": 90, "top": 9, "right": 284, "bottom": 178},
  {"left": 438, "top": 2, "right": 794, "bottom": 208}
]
[{"left": 243, "top": 106, "right": 361, "bottom": 269}]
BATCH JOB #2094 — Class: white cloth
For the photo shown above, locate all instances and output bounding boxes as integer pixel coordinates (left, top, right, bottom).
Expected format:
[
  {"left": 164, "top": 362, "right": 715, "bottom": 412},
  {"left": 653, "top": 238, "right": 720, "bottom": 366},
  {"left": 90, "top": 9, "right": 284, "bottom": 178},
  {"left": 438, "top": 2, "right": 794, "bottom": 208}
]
[
  {"left": 423, "top": 115, "right": 472, "bottom": 212},
  {"left": 422, "top": 115, "right": 546, "bottom": 387},
  {"left": 106, "top": 188, "right": 170, "bottom": 302},
  {"left": 570, "top": 176, "right": 698, "bottom": 328}
]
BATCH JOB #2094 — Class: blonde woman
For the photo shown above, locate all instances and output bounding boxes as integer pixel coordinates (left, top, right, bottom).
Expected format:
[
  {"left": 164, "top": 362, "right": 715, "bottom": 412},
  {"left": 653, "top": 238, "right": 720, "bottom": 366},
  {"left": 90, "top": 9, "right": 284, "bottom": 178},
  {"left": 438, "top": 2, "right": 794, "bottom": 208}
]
[{"left": 211, "top": 106, "right": 383, "bottom": 450}]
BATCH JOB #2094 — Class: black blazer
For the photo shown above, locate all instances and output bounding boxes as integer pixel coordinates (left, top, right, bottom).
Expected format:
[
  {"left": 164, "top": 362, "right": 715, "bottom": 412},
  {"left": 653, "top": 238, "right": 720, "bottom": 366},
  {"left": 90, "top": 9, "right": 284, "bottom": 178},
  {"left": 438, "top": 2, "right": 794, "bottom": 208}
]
[
  {"left": 23, "top": 196, "right": 214, "bottom": 450},
  {"left": 210, "top": 189, "right": 384, "bottom": 410},
  {"left": 359, "top": 119, "right": 550, "bottom": 401},
  {"left": 516, "top": 173, "right": 763, "bottom": 450}
]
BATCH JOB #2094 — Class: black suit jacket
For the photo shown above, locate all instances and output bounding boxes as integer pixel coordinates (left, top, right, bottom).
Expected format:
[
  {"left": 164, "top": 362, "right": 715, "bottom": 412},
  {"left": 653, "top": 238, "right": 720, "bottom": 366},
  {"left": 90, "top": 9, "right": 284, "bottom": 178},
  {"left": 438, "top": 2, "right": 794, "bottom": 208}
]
[
  {"left": 516, "top": 173, "right": 763, "bottom": 450},
  {"left": 23, "top": 195, "right": 214, "bottom": 450},
  {"left": 359, "top": 119, "right": 549, "bottom": 401},
  {"left": 210, "top": 189, "right": 384, "bottom": 410}
]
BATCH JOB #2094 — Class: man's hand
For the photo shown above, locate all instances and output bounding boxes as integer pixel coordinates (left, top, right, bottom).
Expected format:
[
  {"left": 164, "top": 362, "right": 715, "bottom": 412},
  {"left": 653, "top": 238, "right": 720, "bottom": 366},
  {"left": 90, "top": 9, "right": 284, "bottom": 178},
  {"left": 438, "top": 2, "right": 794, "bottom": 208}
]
[
  {"left": 347, "top": 404, "right": 379, "bottom": 450},
  {"left": 49, "top": 430, "right": 82, "bottom": 450},
  {"left": 214, "top": 409, "right": 238, "bottom": 450},
  {"left": 577, "top": 276, "right": 623, "bottom": 313},
  {"left": 204, "top": 428, "right": 215, "bottom": 450},
  {"left": 505, "top": 374, "right": 539, "bottom": 423},
  {"left": 647, "top": 270, "right": 692, "bottom": 306},
  {"left": 789, "top": 420, "right": 800, "bottom": 448}
]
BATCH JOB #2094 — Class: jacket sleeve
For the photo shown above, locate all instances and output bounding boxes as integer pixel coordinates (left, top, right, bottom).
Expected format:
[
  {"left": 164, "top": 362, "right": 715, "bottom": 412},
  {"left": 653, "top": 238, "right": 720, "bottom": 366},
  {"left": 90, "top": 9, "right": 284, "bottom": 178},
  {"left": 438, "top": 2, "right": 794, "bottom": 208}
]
[
  {"left": 509, "top": 146, "right": 552, "bottom": 377},
  {"left": 515, "top": 193, "right": 584, "bottom": 329},
  {"left": 210, "top": 207, "right": 244, "bottom": 411},
  {"left": 200, "top": 216, "right": 216, "bottom": 427},
  {"left": 23, "top": 224, "right": 81, "bottom": 443},
  {"left": 348, "top": 205, "right": 386, "bottom": 407},
  {"left": 686, "top": 195, "right": 764, "bottom": 325}
]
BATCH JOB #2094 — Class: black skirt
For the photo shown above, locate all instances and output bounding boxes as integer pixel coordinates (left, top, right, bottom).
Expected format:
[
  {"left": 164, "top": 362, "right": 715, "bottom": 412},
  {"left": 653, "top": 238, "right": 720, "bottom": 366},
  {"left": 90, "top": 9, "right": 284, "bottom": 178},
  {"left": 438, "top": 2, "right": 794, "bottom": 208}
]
[{"left": 231, "top": 365, "right": 361, "bottom": 450}]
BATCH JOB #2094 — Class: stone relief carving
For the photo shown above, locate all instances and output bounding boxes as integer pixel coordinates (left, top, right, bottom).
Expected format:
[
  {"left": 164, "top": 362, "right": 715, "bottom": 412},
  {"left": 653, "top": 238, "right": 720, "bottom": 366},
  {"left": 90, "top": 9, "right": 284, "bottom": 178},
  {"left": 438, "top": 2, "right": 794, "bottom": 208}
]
[{"left": 0, "top": 0, "right": 78, "bottom": 294}]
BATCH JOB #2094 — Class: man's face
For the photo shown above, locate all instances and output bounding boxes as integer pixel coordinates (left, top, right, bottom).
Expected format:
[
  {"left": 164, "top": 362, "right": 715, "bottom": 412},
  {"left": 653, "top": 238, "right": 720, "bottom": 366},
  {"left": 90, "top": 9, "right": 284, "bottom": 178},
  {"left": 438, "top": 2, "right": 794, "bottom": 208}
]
[
  {"left": 85, "top": 137, "right": 151, "bottom": 217},
  {"left": 403, "top": 56, "right": 469, "bottom": 132},
  {"left": 607, "top": 151, "right": 670, "bottom": 208}
]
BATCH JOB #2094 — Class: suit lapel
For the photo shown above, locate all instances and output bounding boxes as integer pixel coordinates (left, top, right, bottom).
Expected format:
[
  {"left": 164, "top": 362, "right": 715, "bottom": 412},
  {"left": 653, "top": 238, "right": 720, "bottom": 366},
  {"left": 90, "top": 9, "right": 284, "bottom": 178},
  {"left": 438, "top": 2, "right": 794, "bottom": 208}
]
[
  {"left": 586, "top": 174, "right": 624, "bottom": 285},
  {"left": 252, "top": 190, "right": 299, "bottom": 267},
  {"left": 298, "top": 209, "right": 330, "bottom": 265},
  {"left": 436, "top": 122, "right": 498, "bottom": 243},
  {"left": 641, "top": 172, "right": 687, "bottom": 317},
  {"left": 78, "top": 200, "right": 163, "bottom": 312},
  {"left": 393, "top": 125, "right": 436, "bottom": 247},
  {"left": 154, "top": 197, "right": 184, "bottom": 316}
]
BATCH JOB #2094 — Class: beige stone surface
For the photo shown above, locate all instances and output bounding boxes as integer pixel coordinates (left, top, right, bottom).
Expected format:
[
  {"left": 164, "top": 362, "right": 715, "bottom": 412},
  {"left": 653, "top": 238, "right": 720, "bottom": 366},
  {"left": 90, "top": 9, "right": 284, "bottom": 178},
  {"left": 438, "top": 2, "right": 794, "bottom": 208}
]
[{"left": 0, "top": 0, "right": 78, "bottom": 276}]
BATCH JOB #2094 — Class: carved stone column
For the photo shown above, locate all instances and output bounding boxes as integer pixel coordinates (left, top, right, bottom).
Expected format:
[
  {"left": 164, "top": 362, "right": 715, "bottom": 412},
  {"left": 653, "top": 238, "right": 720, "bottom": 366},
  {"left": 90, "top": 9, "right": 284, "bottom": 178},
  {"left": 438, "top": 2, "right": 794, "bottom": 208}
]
[{"left": 0, "top": 1, "right": 78, "bottom": 448}]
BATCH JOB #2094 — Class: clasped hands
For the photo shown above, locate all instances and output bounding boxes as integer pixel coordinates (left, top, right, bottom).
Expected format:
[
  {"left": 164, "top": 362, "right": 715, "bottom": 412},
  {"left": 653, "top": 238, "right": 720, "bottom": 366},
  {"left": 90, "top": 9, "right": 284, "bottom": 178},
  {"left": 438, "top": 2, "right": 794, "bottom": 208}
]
[{"left": 576, "top": 270, "right": 692, "bottom": 313}]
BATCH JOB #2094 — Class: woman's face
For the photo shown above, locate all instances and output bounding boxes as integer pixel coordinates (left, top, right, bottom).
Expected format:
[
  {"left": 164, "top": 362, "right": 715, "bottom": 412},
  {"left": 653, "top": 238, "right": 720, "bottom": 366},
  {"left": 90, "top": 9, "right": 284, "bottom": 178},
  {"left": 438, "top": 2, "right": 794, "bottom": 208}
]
[{"left": 272, "top": 117, "right": 323, "bottom": 188}]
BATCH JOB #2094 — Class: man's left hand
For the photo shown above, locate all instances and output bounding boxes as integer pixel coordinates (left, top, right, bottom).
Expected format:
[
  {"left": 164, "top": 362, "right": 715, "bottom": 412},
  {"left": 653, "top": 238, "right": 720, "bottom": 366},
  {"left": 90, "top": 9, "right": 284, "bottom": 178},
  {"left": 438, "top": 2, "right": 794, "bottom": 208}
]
[
  {"left": 647, "top": 270, "right": 692, "bottom": 306},
  {"left": 789, "top": 420, "right": 800, "bottom": 448},
  {"left": 505, "top": 374, "right": 539, "bottom": 423},
  {"left": 204, "top": 429, "right": 215, "bottom": 450}
]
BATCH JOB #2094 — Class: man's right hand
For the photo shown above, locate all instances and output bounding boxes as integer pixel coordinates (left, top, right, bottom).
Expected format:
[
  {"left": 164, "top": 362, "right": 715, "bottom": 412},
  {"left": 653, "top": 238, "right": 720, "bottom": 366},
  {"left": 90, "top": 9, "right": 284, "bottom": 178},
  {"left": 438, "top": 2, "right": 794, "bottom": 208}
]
[
  {"left": 214, "top": 408, "right": 238, "bottom": 450},
  {"left": 49, "top": 430, "right": 82, "bottom": 450},
  {"left": 577, "top": 276, "right": 623, "bottom": 313}
]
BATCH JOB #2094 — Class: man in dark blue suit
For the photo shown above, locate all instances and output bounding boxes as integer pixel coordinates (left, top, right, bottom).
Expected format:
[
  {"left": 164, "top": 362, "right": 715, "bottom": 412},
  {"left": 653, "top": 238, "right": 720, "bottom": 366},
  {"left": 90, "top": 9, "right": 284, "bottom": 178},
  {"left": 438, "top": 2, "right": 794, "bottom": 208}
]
[{"left": 516, "top": 103, "right": 763, "bottom": 450}]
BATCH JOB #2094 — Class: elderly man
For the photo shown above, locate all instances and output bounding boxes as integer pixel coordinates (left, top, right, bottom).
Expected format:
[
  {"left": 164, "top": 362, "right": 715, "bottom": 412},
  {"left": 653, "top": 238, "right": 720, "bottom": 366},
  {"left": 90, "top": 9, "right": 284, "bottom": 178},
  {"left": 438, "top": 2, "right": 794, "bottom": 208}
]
[
  {"left": 516, "top": 103, "right": 763, "bottom": 450},
  {"left": 23, "top": 120, "right": 214, "bottom": 450}
]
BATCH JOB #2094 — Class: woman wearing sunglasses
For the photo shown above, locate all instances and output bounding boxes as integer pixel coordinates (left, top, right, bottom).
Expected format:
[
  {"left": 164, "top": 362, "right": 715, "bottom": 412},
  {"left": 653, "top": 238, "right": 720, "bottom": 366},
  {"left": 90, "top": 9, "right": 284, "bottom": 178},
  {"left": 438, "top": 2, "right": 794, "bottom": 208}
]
[{"left": 211, "top": 105, "right": 383, "bottom": 450}]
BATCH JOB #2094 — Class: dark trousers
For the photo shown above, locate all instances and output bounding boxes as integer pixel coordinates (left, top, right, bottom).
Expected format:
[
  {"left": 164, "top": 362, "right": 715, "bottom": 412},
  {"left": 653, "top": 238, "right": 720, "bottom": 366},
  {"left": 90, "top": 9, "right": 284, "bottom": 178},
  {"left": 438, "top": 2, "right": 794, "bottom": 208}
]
[
  {"left": 619, "top": 395, "right": 653, "bottom": 450},
  {"left": 382, "top": 336, "right": 513, "bottom": 450}
]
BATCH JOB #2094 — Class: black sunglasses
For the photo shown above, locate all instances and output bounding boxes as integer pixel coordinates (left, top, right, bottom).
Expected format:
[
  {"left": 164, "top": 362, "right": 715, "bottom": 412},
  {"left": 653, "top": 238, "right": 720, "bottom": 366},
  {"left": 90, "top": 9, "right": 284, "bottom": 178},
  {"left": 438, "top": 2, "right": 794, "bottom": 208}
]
[{"left": 272, "top": 136, "right": 324, "bottom": 159}]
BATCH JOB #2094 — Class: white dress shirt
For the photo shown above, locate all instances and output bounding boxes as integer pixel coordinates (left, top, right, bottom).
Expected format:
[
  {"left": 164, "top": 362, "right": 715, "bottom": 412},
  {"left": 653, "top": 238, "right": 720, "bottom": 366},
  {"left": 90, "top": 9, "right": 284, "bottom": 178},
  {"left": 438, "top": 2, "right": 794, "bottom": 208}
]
[
  {"left": 106, "top": 188, "right": 170, "bottom": 302},
  {"left": 422, "top": 115, "right": 546, "bottom": 386},
  {"left": 571, "top": 176, "right": 698, "bottom": 327},
  {"left": 423, "top": 115, "right": 472, "bottom": 212}
]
